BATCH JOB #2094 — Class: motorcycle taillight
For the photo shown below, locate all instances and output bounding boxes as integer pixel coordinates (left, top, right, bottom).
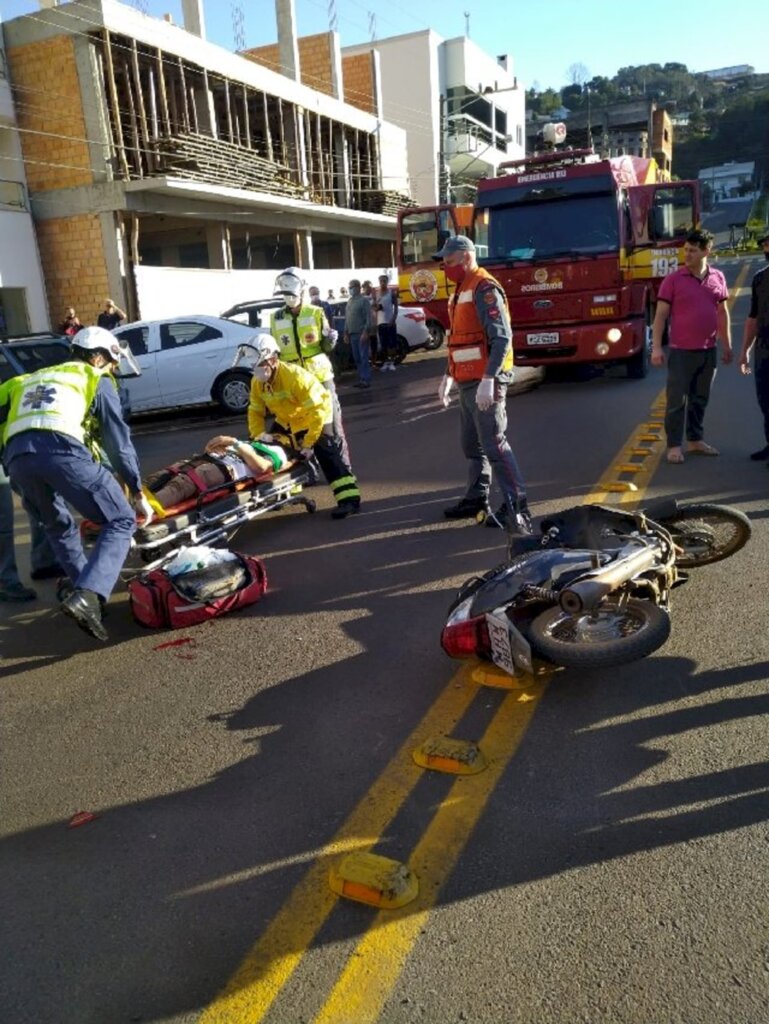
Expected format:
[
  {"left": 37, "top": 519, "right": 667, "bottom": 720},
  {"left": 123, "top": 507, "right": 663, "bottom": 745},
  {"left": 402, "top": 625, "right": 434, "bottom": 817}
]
[{"left": 440, "top": 615, "right": 490, "bottom": 659}]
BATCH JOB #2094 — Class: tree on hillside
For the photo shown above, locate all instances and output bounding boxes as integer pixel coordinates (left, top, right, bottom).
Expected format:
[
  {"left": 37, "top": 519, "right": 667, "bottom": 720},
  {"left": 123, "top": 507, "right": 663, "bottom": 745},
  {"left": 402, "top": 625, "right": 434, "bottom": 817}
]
[{"left": 566, "top": 62, "right": 589, "bottom": 86}]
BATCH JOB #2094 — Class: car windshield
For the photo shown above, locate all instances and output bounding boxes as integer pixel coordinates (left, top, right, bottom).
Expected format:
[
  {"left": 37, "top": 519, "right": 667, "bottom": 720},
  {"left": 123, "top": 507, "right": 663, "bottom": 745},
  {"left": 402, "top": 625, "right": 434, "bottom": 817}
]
[{"left": 474, "top": 177, "right": 619, "bottom": 262}]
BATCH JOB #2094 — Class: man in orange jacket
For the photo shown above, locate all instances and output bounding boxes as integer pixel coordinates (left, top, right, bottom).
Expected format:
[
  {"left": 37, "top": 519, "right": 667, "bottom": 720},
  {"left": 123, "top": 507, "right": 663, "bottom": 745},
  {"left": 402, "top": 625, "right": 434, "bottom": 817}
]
[{"left": 436, "top": 235, "right": 531, "bottom": 534}]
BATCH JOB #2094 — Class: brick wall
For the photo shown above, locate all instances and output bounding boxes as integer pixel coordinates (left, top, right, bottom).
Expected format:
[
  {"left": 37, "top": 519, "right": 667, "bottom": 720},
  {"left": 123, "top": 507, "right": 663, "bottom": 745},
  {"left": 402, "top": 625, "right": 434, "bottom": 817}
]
[
  {"left": 342, "top": 53, "right": 376, "bottom": 115},
  {"left": 6, "top": 36, "right": 94, "bottom": 191},
  {"left": 35, "top": 215, "right": 111, "bottom": 328},
  {"left": 243, "top": 34, "right": 335, "bottom": 96}
]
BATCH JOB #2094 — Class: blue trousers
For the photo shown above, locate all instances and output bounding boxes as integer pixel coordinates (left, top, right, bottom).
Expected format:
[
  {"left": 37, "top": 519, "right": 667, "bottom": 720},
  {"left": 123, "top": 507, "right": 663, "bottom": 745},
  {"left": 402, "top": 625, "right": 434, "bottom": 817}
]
[
  {"left": 0, "top": 479, "right": 57, "bottom": 587},
  {"left": 457, "top": 379, "right": 528, "bottom": 513},
  {"left": 349, "top": 332, "right": 372, "bottom": 385},
  {"left": 7, "top": 447, "right": 135, "bottom": 601}
]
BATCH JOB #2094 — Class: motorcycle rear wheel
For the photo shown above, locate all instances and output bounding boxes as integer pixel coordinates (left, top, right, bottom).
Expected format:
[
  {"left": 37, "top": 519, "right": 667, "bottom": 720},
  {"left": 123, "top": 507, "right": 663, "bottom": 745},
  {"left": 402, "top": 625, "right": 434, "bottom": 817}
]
[
  {"left": 657, "top": 503, "right": 751, "bottom": 568},
  {"left": 530, "top": 598, "right": 670, "bottom": 669}
]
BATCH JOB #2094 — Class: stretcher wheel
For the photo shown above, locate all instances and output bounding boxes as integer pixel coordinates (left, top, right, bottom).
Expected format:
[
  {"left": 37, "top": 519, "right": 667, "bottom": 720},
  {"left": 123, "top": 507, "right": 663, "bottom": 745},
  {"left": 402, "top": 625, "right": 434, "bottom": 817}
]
[
  {"left": 306, "top": 499, "right": 317, "bottom": 514},
  {"left": 475, "top": 510, "right": 488, "bottom": 525}
]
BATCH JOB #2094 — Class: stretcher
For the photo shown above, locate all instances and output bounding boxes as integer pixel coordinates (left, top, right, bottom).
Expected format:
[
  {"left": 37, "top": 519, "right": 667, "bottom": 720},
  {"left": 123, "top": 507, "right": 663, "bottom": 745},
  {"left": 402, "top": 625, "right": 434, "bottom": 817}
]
[{"left": 82, "top": 458, "right": 317, "bottom": 575}]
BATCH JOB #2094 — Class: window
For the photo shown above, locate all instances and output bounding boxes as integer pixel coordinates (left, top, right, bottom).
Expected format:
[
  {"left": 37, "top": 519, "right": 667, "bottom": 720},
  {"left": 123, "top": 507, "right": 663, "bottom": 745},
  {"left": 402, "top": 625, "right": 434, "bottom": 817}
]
[
  {"left": 0, "top": 180, "right": 27, "bottom": 212},
  {"left": 116, "top": 325, "right": 149, "bottom": 356},
  {"left": 160, "top": 321, "right": 221, "bottom": 350},
  {"left": 650, "top": 187, "right": 695, "bottom": 240}
]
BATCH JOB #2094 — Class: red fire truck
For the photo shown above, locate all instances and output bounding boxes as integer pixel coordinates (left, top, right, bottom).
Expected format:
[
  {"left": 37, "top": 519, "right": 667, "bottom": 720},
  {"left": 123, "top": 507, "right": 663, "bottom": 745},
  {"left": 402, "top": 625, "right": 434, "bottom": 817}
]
[{"left": 397, "top": 147, "right": 699, "bottom": 377}]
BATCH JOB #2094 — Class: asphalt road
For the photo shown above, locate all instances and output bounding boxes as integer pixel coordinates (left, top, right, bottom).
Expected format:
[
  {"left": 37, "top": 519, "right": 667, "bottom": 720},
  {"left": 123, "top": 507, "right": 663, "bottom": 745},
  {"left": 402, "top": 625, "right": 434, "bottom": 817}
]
[{"left": 2, "top": 256, "right": 768, "bottom": 1024}]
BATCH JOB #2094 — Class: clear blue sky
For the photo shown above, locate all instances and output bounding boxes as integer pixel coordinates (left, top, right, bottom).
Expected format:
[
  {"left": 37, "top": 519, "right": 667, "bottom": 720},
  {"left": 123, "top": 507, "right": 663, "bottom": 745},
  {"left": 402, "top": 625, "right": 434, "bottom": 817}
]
[{"left": 1, "top": 0, "right": 766, "bottom": 91}]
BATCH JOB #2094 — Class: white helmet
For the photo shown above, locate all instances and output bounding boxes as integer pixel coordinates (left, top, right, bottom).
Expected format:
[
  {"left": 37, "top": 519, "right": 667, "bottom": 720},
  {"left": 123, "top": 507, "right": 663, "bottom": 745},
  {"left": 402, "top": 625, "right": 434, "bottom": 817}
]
[
  {"left": 273, "top": 267, "right": 305, "bottom": 299},
  {"left": 71, "top": 325, "right": 141, "bottom": 377},
  {"left": 232, "top": 333, "right": 280, "bottom": 371}
]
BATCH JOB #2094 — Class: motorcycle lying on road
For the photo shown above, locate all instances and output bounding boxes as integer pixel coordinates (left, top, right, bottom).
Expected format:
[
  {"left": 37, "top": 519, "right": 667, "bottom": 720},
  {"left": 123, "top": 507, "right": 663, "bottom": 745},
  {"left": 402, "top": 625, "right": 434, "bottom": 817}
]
[{"left": 441, "top": 500, "right": 751, "bottom": 674}]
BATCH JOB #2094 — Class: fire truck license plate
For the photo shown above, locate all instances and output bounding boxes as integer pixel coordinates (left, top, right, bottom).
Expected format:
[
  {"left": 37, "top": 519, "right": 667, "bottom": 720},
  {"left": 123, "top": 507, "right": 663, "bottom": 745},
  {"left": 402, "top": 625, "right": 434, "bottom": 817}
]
[
  {"left": 486, "top": 613, "right": 516, "bottom": 675},
  {"left": 526, "top": 332, "right": 559, "bottom": 346}
]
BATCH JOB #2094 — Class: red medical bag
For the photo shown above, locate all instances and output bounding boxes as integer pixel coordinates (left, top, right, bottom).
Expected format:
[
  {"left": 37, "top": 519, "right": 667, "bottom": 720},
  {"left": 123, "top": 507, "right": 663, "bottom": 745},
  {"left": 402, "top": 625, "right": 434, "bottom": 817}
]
[{"left": 128, "top": 553, "right": 267, "bottom": 629}]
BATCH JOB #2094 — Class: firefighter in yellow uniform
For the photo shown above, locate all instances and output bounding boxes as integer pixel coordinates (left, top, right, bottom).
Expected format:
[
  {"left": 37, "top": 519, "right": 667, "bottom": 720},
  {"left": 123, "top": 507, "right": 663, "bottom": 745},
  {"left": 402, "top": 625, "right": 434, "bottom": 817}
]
[
  {"left": 236, "top": 336, "right": 361, "bottom": 518},
  {"left": 435, "top": 235, "right": 531, "bottom": 534},
  {"left": 270, "top": 267, "right": 350, "bottom": 461}
]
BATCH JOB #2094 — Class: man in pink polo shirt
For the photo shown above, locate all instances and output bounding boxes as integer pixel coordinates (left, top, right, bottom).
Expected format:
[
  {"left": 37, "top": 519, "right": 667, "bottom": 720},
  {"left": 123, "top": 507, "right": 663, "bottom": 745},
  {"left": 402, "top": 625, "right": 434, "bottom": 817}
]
[{"left": 651, "top": 228, "right": 732, "bottom": 463}]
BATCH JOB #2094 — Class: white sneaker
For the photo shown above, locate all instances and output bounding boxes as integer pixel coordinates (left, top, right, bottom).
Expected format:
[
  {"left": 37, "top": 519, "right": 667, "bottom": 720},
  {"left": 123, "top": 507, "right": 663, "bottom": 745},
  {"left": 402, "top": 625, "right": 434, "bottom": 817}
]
[
  {"left": 388, "top": 362, "right": 397, "bottom": 371},
  {"left": 379, "top": 362, "right": 390, "bottom": 372}
]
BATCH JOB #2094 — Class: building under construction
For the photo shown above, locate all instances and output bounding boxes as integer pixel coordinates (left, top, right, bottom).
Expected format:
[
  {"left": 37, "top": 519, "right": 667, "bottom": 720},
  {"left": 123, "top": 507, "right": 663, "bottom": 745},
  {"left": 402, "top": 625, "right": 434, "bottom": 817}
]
[{"left": 1, "top": 0, "right": 411, "bottom": 325}]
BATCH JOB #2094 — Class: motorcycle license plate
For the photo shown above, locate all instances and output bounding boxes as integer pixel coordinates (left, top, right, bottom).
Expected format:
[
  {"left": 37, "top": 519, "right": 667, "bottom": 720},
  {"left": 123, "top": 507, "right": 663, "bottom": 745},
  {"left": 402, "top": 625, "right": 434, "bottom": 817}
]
[
  {"left": 486, "top": 613, "right": 533, "bottom": 676},
  {"left": 526, "top": 332, "right": 559, "bottom": 346}
]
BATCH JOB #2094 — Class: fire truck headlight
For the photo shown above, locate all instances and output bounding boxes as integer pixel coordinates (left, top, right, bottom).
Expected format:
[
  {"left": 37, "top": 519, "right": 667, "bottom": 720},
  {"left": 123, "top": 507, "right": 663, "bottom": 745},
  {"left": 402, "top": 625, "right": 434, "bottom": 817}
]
[
  {"left": 606, "top": 328, "right": 622, "bottom": 343},
  {"left": 596, "top": 342, "right": 611, "bottom": 356}
]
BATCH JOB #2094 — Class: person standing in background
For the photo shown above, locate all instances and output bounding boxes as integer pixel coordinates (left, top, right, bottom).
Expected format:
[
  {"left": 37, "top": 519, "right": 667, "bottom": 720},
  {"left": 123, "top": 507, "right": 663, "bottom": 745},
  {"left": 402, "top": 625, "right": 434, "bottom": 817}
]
[
  {"left": 344, "top": 279, "right": 375, "bottom": 389},
  {"left": 375, "top": 273, "right": 399, "bottom": 371},
  {"left": 651, "top": 228, "right": 732, "bottom": 464},
  {"left": 96, "top": 299, "right": 126, "bottom": 331},
  {"left": 738, "top": 231, "right": 769, "bottom": 460},
  {"left": 59, "top": 307, "right": 83, "bottom": 337}
]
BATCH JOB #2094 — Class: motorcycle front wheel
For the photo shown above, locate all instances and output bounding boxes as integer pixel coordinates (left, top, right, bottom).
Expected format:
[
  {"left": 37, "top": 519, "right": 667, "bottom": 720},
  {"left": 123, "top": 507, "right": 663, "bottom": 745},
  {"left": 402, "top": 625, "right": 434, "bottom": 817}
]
[
  {"left": 657, "top": 503, "right": 751, "bottom": 568},
  {"left": 529, "top": 598, "right": 670, "bottom": 669}
]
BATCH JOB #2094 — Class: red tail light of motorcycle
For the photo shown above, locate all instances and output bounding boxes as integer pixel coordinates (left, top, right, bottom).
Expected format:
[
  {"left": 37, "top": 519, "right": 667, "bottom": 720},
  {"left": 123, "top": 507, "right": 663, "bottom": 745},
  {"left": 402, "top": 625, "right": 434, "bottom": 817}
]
[{"left": 441, "top": 598, "right": 490, "bottom": 659}]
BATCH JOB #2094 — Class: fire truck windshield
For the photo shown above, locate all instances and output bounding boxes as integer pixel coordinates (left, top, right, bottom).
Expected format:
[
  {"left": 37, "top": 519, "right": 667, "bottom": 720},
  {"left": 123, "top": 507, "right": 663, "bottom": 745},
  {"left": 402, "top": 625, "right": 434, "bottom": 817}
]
[{"left": 474, "top": 181, "right": 619, "bottom": 264}]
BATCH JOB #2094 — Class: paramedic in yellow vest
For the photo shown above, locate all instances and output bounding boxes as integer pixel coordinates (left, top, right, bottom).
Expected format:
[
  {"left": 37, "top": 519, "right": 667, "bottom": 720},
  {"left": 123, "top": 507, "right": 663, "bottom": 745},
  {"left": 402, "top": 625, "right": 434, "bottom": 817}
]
[
  {"left": 235, "top": 335, "right": 362, "bottom": 519},
  {"left": 269, "top": 267, "right": 350, "bottom": 462},
  {"left": 0, "top": 326, "right": 151, "bottom": 641},
  {"left": 435, "top": 235, "right": 532, "bottom": 535}
]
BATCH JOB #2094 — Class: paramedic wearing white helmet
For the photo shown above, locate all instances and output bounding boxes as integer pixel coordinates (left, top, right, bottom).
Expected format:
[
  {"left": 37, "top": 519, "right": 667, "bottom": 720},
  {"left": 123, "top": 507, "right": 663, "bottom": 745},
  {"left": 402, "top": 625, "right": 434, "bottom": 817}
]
[
  {"left": 235, "top": 336, "right": 361, "bottom": 518},
  {"left": 269, "top": 267, "right": 350, "bottom": 460},
  {"left": 0, "top": 326, "right": 150, "bottom": 641}
]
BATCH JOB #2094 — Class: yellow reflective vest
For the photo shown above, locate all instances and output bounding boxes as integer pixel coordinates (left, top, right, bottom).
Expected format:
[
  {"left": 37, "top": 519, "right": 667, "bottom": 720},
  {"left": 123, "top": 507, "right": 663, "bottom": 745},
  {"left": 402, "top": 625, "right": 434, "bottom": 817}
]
[
  {"left": 247, "top": 361, "right": 331, "bottom": 448},
  {"left": 270, "top": 304, "right": 334, "bottom": 383},
  {"left": 1, "top": 361, "right": 106, "bottom": 448}
]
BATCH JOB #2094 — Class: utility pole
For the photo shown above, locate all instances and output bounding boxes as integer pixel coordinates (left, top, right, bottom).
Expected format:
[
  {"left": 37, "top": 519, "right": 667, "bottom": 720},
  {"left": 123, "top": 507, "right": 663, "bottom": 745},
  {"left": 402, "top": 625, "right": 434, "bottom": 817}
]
[{"left": 438, "top": 94, "right": 451, "bottom": 203}]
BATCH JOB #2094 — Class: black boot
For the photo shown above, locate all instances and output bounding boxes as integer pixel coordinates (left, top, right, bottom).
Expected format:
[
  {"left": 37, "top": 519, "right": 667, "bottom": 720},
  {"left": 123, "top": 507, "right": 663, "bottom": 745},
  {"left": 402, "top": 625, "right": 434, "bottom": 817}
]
[
  {"left": 750, "top": 444, "right": 769, "bottom": 461},
  {"left": 444, "top": 497, "right": 489, "bottom": 520},
  {"left": 60, "top": 588, "right": 108, "bottom": 642},
  {"left": 331, "top": 499, "right": 361, "bottom": 520}
]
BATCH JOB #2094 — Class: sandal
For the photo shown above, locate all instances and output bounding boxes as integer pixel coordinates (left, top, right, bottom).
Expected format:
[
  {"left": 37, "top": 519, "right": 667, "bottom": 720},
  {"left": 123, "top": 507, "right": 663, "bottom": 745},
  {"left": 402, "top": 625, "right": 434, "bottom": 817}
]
[
  {"left": 686, "top": 442, "right": 719, "bottom": 456},
  {"left": 666, "top": 448, "right": 685, "bottom": 464}
]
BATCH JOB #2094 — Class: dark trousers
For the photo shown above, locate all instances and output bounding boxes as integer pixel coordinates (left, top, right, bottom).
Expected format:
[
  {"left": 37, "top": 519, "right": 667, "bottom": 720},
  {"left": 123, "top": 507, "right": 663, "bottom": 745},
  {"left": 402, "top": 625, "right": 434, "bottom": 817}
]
[
  {"left": 377, "top": 322, "right": 398, "bottom": 362},
  {"left": 754, "top": 356, "right": 769, "bottom": 444},
  {"left": 664, "top": 347, "right": 717, "bottom": 447},
  {"left": 458, "top": 380, "right": 528, "bottom": 513}
]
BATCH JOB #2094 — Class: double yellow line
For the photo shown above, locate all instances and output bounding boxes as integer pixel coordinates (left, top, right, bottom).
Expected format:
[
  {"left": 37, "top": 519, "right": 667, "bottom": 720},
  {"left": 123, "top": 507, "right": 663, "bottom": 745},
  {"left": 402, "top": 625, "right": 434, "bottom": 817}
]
[{"left": 201, "top": 261, "right": 751, "bottom": 1024}]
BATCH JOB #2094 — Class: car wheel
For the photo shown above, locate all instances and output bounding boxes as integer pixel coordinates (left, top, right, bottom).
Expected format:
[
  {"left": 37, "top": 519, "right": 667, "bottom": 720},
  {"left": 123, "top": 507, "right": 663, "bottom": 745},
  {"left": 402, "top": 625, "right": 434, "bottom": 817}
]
[
  {"left": 214, "top": 370, "right": 251, "bottom": 414},
  {"left": 424, "top": 320, "right": 445, "bottom": 350},
  {"left": 394, "top": 336, "right": 409, "bottom": 364}
]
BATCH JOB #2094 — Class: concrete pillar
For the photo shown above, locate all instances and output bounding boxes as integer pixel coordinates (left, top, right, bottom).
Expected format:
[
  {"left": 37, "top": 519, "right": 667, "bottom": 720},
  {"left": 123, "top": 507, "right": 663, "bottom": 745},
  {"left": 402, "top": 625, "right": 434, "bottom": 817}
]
[
  {"left": 295, "top": 230, "right": 313, "bottom": 269},
  {"left": 276, "top": 0, "right": 300, "bottom": 81},
  {"left": 181, "top": 0, "right": 206, "bottom": 40},
  {"left": 341, "top": 236, "right": 354, "bottom": 268},
  {"left": 329, "top": 31, "right": 343, "bottom": 101},
  {"left": 206, "top": 223, "right": 230, "bottom": 269}
]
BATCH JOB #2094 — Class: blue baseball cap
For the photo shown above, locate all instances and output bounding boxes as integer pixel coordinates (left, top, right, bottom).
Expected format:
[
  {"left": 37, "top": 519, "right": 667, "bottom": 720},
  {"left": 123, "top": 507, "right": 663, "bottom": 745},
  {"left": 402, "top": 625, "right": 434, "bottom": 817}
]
[{"left": 433, "top": 235, "right": 475, "bottom": 259}]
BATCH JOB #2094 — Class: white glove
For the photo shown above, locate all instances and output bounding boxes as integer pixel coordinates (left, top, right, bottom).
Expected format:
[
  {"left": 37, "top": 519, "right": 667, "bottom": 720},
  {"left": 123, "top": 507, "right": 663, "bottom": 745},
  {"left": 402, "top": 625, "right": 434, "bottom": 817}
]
[
  {"left": 327, "top": 328, "right": 339, "bottom": 344},
  {"left": 299, "top": 446, "right": 314, "bottom": 459},
  {"left": 475, "top": 377, "right": 495, "bottom": 412},
  {"left": 134, "top": 493, "right": 154, "bottom": 526},
  {"left": 256, "top": 432, "right": 274, "bottom": 443},
  {"left": 438, "top": 374, "right": 454, "bottom": 408}
]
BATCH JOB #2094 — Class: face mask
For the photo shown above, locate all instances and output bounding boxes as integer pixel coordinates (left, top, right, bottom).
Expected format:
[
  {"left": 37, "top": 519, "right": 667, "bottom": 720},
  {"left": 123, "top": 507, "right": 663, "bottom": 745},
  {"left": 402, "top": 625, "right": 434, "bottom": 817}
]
[
  {"left": 284, "top": 293, "right": 302, "bottom": 310},
  {"left": 444, "top": 262, "right": 466, "bottom": 284},
  {"left": 253, "top": 365, "right": 272, "bottom": 382}
]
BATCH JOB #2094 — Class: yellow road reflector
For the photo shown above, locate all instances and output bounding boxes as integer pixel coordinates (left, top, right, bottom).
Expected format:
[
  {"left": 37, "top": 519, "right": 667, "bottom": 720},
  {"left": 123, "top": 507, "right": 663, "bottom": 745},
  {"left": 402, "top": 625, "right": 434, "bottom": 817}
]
[
  {"left": 412, "top": 737, "right": 486, "bottom": 775},
  {"left": 643, "top": 423, "right": 663, "bottom": 431},
  {"left": 637, "top": 434, "right": 659, "bottom": 443},
  {"left": 615, "top": 463, "right": 643, "bottom": 473},
  {"left": 329, "top": 853, "right": 418, "bottom": 909},
  {"left": 630, "top": 448, "right": 652, "bottom": 456},
  {"left": 601, "top": 481, "right": 638, "bottom": 493}
]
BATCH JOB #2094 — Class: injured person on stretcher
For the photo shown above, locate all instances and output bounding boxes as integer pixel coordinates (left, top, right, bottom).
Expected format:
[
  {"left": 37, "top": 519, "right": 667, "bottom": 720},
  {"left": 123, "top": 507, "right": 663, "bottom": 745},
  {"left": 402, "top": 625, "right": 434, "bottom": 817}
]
[{"left": 144, "top": 434, "right": 296, "bottom": 511}]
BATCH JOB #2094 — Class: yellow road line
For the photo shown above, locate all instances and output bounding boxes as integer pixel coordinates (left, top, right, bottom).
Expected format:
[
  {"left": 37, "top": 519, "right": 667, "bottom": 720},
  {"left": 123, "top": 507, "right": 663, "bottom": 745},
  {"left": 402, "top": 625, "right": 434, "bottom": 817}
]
[
  {"left": 312, "top": 680, "right": 548, "bottom": 1024},
  {"left": 200, "top": 258, "right": 751, "bottom": 1024},
  {"left": 199, "top": 665, "right": 481, "bottom": 1024}
]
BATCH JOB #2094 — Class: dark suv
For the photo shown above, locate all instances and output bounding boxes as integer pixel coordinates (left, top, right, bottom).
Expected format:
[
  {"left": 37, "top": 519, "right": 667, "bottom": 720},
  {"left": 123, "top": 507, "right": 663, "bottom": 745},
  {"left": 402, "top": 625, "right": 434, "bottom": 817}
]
[{"left": 0, "top": 332, "right": 71, "bottom": 382}]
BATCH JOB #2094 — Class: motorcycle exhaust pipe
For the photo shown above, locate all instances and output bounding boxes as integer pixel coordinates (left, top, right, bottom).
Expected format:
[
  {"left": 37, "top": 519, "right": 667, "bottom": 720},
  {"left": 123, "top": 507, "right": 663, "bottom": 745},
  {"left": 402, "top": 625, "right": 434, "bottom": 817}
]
[{"left": 559, "top": 545, "right": 659, "bottom": 614}]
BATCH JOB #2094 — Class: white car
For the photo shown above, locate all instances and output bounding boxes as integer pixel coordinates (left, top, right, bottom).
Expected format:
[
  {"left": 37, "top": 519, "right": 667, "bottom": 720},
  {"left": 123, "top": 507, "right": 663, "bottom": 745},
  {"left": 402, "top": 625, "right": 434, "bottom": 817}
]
[
  {"left": 221, "top": 298, "right": 432, "bottom": 365},
  {"left": 113, "top": 315, "right": 267, "bottom": 415}
]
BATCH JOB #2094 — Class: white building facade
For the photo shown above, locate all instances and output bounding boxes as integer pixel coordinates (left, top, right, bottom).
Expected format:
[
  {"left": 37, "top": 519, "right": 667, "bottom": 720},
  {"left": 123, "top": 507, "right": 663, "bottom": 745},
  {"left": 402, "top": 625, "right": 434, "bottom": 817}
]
[
  {"left": 0, "top": 20, "right": 49, "bottom": 335},
  {"left": 344, "top": 31, "right": 525, "bottom": 207}
]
